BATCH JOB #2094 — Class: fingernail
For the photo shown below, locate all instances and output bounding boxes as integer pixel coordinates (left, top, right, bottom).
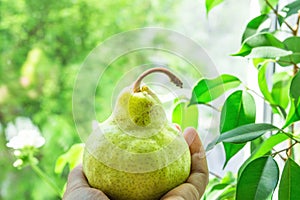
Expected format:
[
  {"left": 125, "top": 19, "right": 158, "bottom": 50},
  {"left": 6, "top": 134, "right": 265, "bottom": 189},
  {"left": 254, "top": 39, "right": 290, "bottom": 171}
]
[{"left": 185, "top": 132, "right": 195, "bottom": 146}]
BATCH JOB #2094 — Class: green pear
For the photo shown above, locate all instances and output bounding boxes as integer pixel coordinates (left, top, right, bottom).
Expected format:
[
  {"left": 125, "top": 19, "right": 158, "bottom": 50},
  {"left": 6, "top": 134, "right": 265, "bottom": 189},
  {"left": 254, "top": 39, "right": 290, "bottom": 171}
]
[{"left": 83, "top": 68, "right": 191, "bottom": 200}]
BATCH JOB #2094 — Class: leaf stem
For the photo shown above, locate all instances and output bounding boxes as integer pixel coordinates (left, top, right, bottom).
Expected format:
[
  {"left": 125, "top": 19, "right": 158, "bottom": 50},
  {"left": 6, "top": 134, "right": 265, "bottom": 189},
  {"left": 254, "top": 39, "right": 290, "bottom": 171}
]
[
  {"left": 293, "top": 11, "right": 300, "bottom": 36},
  {"left": 202, "top": 103, "right": 221, "bottom": 112},
  {"left": 265, "top": 0, "right": 295, "bottom": 33},
  {"left": 272, "top": 141, "right": 298, "bottom": 157},
  {"left": 30, "top": 161, "right": 62, "bottom": 197},
  {"left": 209, "top": 171, "right": 222, "bottom": 179},
  {"left": 245, "top": 87, "right": 265, "bottom": 100}
]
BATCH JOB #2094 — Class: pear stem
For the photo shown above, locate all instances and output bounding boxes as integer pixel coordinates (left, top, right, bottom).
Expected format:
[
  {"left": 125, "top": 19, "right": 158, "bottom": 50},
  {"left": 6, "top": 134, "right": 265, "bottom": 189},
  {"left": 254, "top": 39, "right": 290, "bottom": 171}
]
[{"left": 133, "top": 67, "right": 183, "bottom": 92}]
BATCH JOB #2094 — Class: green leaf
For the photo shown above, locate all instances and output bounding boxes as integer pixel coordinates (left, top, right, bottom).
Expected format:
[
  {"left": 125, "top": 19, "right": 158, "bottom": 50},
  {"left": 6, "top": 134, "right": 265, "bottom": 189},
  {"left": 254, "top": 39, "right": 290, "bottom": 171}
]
[
  {"left": 205, "top": 0, "right": 223, "bottom": 14},
  {"left": 247, "top": 46, "right": 292, "bottom": 59},
  {"left": 277, "top": 14, "right": 285, "bottom": 26},
  {"left": 258, "top": 63, "right": 290, "bottom": 117},
  {"left": 222, "top": 143, "right": 245, "bottom": 169},
  {"left": 242, "top": 14, "right": 270, "bottom": 42},
  {"left": 217, "top": 123, "right": 280, "bottom": 144},
  {"left": 259, "top": 0, "right": 279, "bottom": 14},
  {"left": 290, "top": 70, "right": 300, "bottom": 104},
  {"left": 203, "top": 172, "right": 236, "bottom": 200},
  {"left": 206, "top": 184, "right": 236, "bottom": 200},
  {"left": 278, "top": 37, "right": 300, "bottom": 66},
  {"left": 284, "top": 99, "right": 300, "bottom": 128},
  {"left": 279, "top": 158, "right": 300, "bottom": 200},
  {"left": 220, "top": 91, "right": 256, "bottom": 133},
  {"left": 236, "top": 156, "right": 279, "bottom": 200},
  {"left": 55, "top": 143, "right": 84, "bottom": 174},
  {"left": 250, "top": 137, "right": 265, "bottom": 153},
  {"left": 190, "top": 74, "right": 241, "bottom": 105},
  {"left": 271, "top": 72, "right": 292, "bottom": 111},
  {"left": 252, "top": 133, "right": 289, "bottom": 159},
  {"left": 281, "top": 0, "right": 300, "bottom": 18},
  {"left": 232, "top": 33, "right": 284, "bottom": 57},
  {"left": 283, "top": 71, "right": 300, "bottom": 127},
  {"left": 220, "top": 90, "right": 256, "bottom": 167},
  {"left": 271, "top": 72, "right": 292, "bottom": 117},
  {"left": 172, "top": 101, "right": 198, "bottom": 130},
  {"left": 258, "top": 61, "right": 275, "bottom": 103},
  {"left": 239, "top": 133, "right": 289, "bottom": 177},
  {"left": 285, "top": 71, "right": 300, "bottom": 127}
]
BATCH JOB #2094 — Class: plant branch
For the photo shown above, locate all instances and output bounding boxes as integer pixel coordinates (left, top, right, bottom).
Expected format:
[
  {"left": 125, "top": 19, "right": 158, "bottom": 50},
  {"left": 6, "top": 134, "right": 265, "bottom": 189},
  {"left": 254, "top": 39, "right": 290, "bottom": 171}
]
[
  {"left": 246, "top": 87, "right": 287, "bottom": 118},
  {"left": 209, "top": 171, "right": 222, "bottom": 179},
  {"left": 265, "top": 0, "right": 295, "bottom": 33},
  {"left": 246, "top": 87, "right": 265, "bottom": 100},
  {"left": 202, "top": 103, "right": 221, "bottom": 112},
  {"left": 293, "top": 11, "right": 300, "bottom": 36},
  {"left": 272, "top": 142, "right": 298, "bottom": 157},
  {"left": 30, "top": 162, "right": 62, "bottom": 197}
]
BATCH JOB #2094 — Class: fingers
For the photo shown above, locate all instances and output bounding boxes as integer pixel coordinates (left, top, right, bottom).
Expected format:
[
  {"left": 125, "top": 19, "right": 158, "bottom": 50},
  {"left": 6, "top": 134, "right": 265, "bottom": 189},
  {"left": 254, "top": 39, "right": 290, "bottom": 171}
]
[
  {"left": 161, "top": 183, "right": 199, "bottom": 200},
  {"left": 66, "top": 164, "right": 90, "bottom": 189},
  {"left": 63, "top": 164, "right": 110, "bottom": 200},
  {"left": 186, "top": 156, "right": 209, "bottom": 198},
  {"left": 184, "top": 127, "right": 209, "bottom": 197},
  {"left": 162, "top": 128, "right": 209, "bottom": 200}
]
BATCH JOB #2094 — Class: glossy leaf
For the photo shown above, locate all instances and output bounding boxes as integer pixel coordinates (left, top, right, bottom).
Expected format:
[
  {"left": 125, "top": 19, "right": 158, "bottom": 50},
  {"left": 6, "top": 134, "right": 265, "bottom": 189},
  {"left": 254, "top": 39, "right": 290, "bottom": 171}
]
[
  {"left": 284, "top": 99, "right": 300, "bottom": 128},
  {"left": 242, "top": 14, "right": 269, "bottom": 42},
  {"left": 281, "top": 0, "right": 300, "bottom": 18},
  {"left": 232, "top": 33, "right": 284, "bottom": 57},
  {"left": 220, "top": 91, "right": 256, "bottom": 133},
  {"left": 258, "top": 62, "right": 275, "bottom": 103},
  {"left": 290, "top": 70, "right": 300, "bottom": 104},
  {"left": 220, "top": 90, "right": 256, "bottom": 167},
  {"left": 277, "top": 14, "right": 285, "bottom": 26},
  {"left": 278, "top": 37, "right": 300, "bottom": 66},
  {"left": 217, "top": 123, "right": 279, "bottom": 144},
  {"left": 279, "top": 158, "right": 300, "bottom": 200},
  {"left": 247, "top": 46, "right": 292, "bottom": 58},
  {"left": 236, "top": 156, "right": 279, "bottom": 200},
  {"left": 190, "top": 74, "right": 241, "bottom": 105},
  {"left": 271, "top": 72, "right": 292, "bottom": 111},
  {"left": 259, "top": 0, "right": 279, "bottom": 14},
  {"left": 55, "top": 143, "right": 84, "bottom": 174},
  {"left": 205, "top": 184, "right": 236, "bottom": 200},
  {"left": 205, "top": 0, "right": 223, "bottom": 14},
  {"left": 239, "top": 133, "right": 289, "bottom": 177},
  {"left": 253, "top": 133, "right": 289, "bottom": 159},
  {"left": 250, "top": 137, "right": 265, "bottom": 153},
  {"left": 258, "top": 62, "right": 290, "bottom": 116},
  {"left": 284, "top": 71, "right": 300, "bottom": 127},
  {"left": 203, "top": 172, "right": 236, "bottom": 200},
  {"left": 172, "top": 101, "right": 198, "bottom": 130},
  {"left": 222, "top": 143, "right": 245, "bottom": 169}
]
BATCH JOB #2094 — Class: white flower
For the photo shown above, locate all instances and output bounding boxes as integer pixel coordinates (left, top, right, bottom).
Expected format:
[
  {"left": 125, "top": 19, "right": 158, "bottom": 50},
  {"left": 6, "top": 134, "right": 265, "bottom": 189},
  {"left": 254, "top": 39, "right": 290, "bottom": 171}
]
[
  {"left": 5, "top": 122, "right": 18, "bottom": 141},
  {"left": 5, "top": 117, "right": 45, "bottom": 149},
  {"left": 13, "top": 159, "right": 23, "bottom": 168}
]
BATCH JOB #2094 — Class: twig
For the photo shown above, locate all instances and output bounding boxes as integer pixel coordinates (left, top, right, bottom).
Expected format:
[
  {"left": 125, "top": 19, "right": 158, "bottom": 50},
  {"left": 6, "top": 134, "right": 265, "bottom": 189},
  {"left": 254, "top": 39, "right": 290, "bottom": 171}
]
[
  {"left": 293, "top": 11, "right": 300, "bottom": 36},
  {"left": 246, "top": 87, "right": 265, "bottom": 100},
  {"left": 202, "top": 103, "right": 221, "bottom": 112},
  {"left": 209, "top": 171, "right": 222, "bottom": 179},
  {"left": 246, "top": 87, "right": 287, "bottom": 118},
  {"left": 265, "top": 0, "right": 295, "bottom": 33},
  {"left": 272, "top": 142, "right": 298, "bottom": 157}
]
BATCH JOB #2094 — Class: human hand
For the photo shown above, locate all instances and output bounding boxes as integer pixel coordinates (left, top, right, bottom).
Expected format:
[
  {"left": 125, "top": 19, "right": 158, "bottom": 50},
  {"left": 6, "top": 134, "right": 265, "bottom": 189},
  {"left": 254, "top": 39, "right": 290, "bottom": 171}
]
[
  {"left": 160, "top": 127, "right": 209, "bottom": 200},
  {"left": 62, "top": 164, "right": 110, "bottom": 200},
  {"left": 63, "top": 127, "right": 208, "bottom": 200}
]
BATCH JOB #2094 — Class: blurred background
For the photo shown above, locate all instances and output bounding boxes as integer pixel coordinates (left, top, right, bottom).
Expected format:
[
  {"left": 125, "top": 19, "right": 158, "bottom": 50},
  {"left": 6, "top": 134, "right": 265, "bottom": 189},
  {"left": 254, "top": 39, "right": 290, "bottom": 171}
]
[{"left": 0, "top": 0, "right": 255, "bottom": 199}]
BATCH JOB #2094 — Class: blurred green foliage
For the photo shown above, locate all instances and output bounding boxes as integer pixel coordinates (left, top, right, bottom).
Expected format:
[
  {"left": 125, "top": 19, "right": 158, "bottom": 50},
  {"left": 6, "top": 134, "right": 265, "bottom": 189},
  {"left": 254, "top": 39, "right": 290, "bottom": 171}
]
[{"left": 0, "top": 0, "right": 178, "bottom": 199}]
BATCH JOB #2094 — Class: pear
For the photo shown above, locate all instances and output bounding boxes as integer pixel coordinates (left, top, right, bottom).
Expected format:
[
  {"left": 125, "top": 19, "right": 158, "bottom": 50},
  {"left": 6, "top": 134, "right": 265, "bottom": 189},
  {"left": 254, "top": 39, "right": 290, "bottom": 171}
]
[{"left": 83, "top": 68, "right": 191, "bottom": 200}]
